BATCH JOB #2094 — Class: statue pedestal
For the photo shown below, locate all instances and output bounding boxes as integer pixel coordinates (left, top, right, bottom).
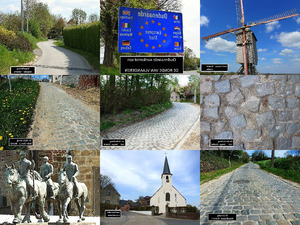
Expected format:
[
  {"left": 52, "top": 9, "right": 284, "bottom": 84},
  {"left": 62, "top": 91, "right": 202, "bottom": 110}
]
[{"left": 49, "top": 223, "right": 96, "bottom": 225}]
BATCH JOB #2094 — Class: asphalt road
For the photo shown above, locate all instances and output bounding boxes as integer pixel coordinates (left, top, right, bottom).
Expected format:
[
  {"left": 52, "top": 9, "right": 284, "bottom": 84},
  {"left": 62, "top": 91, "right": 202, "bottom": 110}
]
[
  {"left": 32, "top": 40, "right": 98, "bottom": 75},
  {"left": 101, "top": 212, "right": 199, "bottom": 225},
  {"left": 200, "top": 162, "right": 300, "bottom": 224},
  {"left": 101, "top": 103, "right": 200, "bottom": 150}
]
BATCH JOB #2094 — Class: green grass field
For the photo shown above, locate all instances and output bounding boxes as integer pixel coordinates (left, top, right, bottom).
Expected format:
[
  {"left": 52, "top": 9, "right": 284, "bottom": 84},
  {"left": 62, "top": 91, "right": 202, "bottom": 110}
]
[
  {"left": 54, "top": 40, "right": 100, "bottom": 72},
  {"left": 0, "top": 78, "right": 40, "bottom": 150},
  {"left": 256, "top": 158, "right": 300, "bottom": 183}
]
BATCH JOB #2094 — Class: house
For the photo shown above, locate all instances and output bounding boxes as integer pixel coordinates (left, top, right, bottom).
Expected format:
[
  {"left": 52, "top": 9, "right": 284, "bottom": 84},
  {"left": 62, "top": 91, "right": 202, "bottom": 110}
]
[
  {"left": 170, "top": 91, "right": 180, "bottom": 102},
  {"left": 150, "top": 156, "right": 186, "bottom": 214},
  {"left": 100, "top": 184, "right": 120, "bottom": 205}
]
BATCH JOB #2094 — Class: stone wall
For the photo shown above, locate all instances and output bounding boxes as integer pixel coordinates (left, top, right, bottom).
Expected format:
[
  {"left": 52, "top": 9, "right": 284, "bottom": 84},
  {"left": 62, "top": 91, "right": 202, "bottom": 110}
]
[
  {"left": 78, "top": 75, "right": 100, "bottom": 89},
  {"left": 200, "top": 75, "right": 300, "bottom": 150}
]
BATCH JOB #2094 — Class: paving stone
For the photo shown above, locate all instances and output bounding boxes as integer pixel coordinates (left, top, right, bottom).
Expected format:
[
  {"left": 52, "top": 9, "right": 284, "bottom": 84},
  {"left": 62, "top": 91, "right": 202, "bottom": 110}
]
[
  {"left": 225, "top": 106, "right": 237, "bottom": 118},
  {"left": 200, "top": 95, "right": 203, "bottom": 104},
  {"left": 266, "top": 221, "right": 277, "bottom": 225},
  {"left": 294, "top": 111, "right": 300, "bottom": 120},
  {"left": 270, "top": 75, "right": 287, "bottom": 81},
  {"left": 291, "top": 221, "right": 300, "bottom": 225},
  {"left": 286, "top": 98, "right": 299, "bottom": 109},
  {"left": 241, "top": 209, "right": 250, "bottom": 215},
  {"left": 201, "top": 122, "right": 211, "bottom": 132},
  {"left": 248, "top": 215, "right": 260, "bottom": 221},
  {"left": 278, "top": 110, "right": 293, "bottom": 122},
  {"left": 226, "top": 88, "right": 245, "bottom": 105},
  {"left": 288, "top": 75, "right": 300, "bottom": 84},
  {"left": 250, "top": 210, "right": 262, "bottom": 214},
  {"left": 260, "top": 215, "right": 273, "bottom": 221},
  {"left": 205, "top": 94, "right": 221, "bottom": 107},
  {"left": 215, "top": 79, "right": 231, "bottom": 93},
  {"left": 276, "top": 138, "right": 292, "bottom": 149},
  {"left": 292, "top": 137, "right": 300, "bottom": 149},
  {"left": 256, "top": 111, "right": 275, "bottom": 127},
  {"left": 240, "top": 75, "right": 260, "bottom": 87},
  {"left": 204, "top": 107, "right": 219, "bottom": 119},
  {"left": 242, "top": 129, "right": 261, "bottom": 141},
  {"left": 243, "top": 222, "right": 257, "bottom": 225},
  {"left": 201, "top": 80, "right": 213, "bottom": 93},
  {"left": 214, "top": 120, "right": 226, "bottom": 133},
  {"left": 276, "top": 222, "right": 291, "bottom": 225},
  {"left": 269, "top": 124, "right": 286, "bottom": 138},
  {"left": 214, "top": 131, "right": 234, "bottom": 139},
  {"left": 212, "top": 75, "right": 222, "bottom": 81},
  {"left": 203, "top": 134, "right": 209, "bottom": 145},
  {"left": 295, "top": 213, "right": 300, "bottom": 219},
  {"left": 242, "top": 97, "right": 260, "bottom": 113},
  {"left": 277, "top": 83, "right": 294, "bottom": 96},
  {"left": 237, "top": 216, "right": 248, "bottom": 222},
  {"left": 268, "top": 97, "right": 286, "bottom": 109},
  {"left": 286, "top": 123, "right": 300, "bottom": 135},
  {"left": 295, "top": 85, "right": 300, "bottom": 97},
  {"left": 255, "top": 82, "right": 275, "bottom": 97},
  {"left": 230, "top": 114, "right": 247, "bottom": 129}
]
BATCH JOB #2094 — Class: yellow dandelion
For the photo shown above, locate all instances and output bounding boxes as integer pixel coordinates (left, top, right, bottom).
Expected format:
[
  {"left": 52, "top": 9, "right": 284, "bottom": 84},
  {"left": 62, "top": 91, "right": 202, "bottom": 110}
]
[
  {"left": 20, "top": 118, "right": 24, "bottom": 120},
  {"left": 10, "top": 135, "right": 13, "bottom": 137},
  {"left": 9, "top": 133, "right": 12, "bottom": 135},
  {"left": 23, "top": 121, "right": 26, "bottom": 124},
  {"left": 19, "top": 110, "right": 22, "bottom": 112},
  {"left": 0, "top": 136, "right": 2, "bottom": 140},
  {"left": 0, "top": 147, "right": 3, "bottom": 150}
]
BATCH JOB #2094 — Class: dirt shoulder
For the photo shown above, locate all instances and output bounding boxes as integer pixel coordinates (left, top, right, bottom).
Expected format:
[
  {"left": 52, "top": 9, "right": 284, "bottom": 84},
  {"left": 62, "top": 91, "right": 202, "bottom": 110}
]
[{"left": 52, "top": 83, "right": 100, "bottom": 112}]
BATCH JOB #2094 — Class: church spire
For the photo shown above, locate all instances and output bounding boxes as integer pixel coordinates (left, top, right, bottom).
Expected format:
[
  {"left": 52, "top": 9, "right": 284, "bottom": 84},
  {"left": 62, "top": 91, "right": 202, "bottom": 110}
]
[{"left": 162, "top": 156, "right": 171, "bottom": 175}]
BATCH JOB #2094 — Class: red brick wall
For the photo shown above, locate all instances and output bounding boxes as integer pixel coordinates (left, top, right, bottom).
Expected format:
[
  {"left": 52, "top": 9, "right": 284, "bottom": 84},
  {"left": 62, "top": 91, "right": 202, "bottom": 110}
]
[{"left": 78, "top": 75, "right": 100, "bottom": 89}]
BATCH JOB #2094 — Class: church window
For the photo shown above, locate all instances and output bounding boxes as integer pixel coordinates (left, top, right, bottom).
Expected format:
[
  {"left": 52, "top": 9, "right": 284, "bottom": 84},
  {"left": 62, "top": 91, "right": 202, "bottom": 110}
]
[
  {"left": 166, "top": 193, "right": 170, "bottom": 201},
  {"left": 175, "top": 194, "right": 177, "bottom": 202},
  {"left": 106, "top": 191, "right": 110, "bottom": 196}
]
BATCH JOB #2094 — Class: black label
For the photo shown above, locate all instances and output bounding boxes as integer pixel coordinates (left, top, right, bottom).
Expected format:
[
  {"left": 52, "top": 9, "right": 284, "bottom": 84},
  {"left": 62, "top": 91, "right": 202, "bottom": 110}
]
[
  {"left": 105, "top": 210, "right": 122, "bottom": 217},
  {"left": 102, "top": 139, "right": 125, "bottom": 146},
  {"left": 201, "top": 64, "right": 228, "bottom": 72},
  {"left": 209, "top": 214, "right": 236, "bottom": 220},
  {"left": 210, "top": 139, "right": 233, "bottom": 146},
  {"left": 9, "top": 138, "right": 33, "bottom": 146},
  {"left": 120, "top": 56, "right": 183, "bottom": 74},
  {"left": 10, "top": 67, "right": 35, "bottom": 74}
]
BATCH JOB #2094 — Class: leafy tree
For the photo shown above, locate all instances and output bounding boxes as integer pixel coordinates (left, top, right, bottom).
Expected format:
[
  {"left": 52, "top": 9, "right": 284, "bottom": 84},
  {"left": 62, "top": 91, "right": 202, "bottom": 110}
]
[
  {"left": 24, "top": 0, "right": 37, "bottom": 32},
  {"left": 0, "top": 13, "right": 21, "bottom": 32},
  {"left": 252, "top": 150, "right": 268, "bottom": 162},
  {"left": 184, "top": 47, "right": 199, "bottom": 71},
  {"left": 29, "top": 19, "right": 41, "bottom": 38},
  {"left": 241, "top": 152, "right": 249, "bottom": 163},
  {"left": 72, "top": 8, "right": 87, "bottom": 25},
  {"left": 31, "top": 2, "right": 54, "bottom": 37},
  {"left": 100, "top": 173, "right": 115, "bottom": 189},
  {"left": 89, "top": 13, "right": 99, "bottom": 22}
]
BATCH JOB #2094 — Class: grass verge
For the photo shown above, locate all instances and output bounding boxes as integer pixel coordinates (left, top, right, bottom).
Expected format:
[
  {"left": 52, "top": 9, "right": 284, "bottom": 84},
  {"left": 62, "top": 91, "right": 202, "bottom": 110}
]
[
  {"left": 256, "top": 158, "right": 300, "bottom": 183},
  {"left": 0, "top": 78, "right": 40, "bottom": 150},
  {"left": 200, "top": 164, "right": 245, "bottom": 184},
  {"left": 100, "top": 101, "right": 173, "bottom": 131},
  {"left": 54, "top": 40, "right": 99, "bottom": 72}
]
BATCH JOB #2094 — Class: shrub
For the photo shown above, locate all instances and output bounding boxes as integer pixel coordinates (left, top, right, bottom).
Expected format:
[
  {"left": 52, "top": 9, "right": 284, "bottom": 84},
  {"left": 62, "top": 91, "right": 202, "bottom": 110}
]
[
  {"left": 29, "top": 19, "right": 42, "bottom": 39},
  {"left": 0, "top": 26, "right": 32, "bottom": 51},
  {"left": 63, "top": 21, "right": 100, "bottom": 56}
]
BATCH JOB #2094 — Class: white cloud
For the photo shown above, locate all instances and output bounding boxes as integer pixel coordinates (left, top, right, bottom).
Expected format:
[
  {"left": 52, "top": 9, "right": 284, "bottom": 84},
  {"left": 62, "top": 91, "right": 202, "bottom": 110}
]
[
  {"left": 200, "top": 50, "right": 205, "bottom": 54},
  {"left": 200, "top": 16, "right": 209, "bottom": 27},
  {"left": 277, "top": 31, "right": 300, "bottom": 48},
  {"left": 205, "top": 37, "right": 236, "bottom": 53},
  {"left": 258, "top": 48, "right": 267, "bottom": 52},
  {"left": 7, "top": 4, "right": 19, "bottom": 12},
  {"left": 266, "top": 21, "right": 280, "bottom": 33},
  {"left": 272, "top": 58, "right": 282, "bottom": 64},
  {"left": 279, "top": 49, "right": 294, "bottom": 56},
  {"left": 259, "top": 57, "right": 266, "bottom": 61},
  {"left": 290, "top": 58, "right": 300, "bottom": 62},
  {"left": 296, "top": 18, "right": 300, "bottom": 24}
]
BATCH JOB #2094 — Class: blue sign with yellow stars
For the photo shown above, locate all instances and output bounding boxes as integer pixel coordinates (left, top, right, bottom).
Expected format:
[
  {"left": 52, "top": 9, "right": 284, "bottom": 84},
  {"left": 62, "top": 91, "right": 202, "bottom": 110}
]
[{"left": 118, "top": 7, "right": 183, "bottom": 53}]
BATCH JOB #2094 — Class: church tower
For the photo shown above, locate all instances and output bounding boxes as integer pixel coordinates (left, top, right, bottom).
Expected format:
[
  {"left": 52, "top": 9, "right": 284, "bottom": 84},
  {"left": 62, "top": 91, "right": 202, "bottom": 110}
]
[{"left": 161, "top": 156, "right": 172, "bottom": 186}]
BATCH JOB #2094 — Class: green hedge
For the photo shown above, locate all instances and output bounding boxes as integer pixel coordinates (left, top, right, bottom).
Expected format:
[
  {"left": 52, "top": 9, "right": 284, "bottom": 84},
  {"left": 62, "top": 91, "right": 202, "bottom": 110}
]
[{"left": 63, "top": 21, "right": 100, "bottom": 56}]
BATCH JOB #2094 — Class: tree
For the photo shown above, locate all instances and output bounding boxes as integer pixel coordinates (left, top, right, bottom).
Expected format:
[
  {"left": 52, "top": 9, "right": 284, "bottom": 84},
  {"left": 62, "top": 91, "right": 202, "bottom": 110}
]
[
  {"left": 31, "top": 2, "right": 54, "bottom": 37},
  {"left": 271, "top": 150, "right": 275, "bottom": 168},
  {"left": 89, "top": 13, "right": 99, "bottom": 22},
  {"left": 100, "top": 173, "right": 115, "bottom": 189},
  {"left": 24, "top": 0, "right": 37, "bottom": 32},
  {"left": 184, "top": 47, "right": 199, "bottom": 70},
  {"left": 72, "top": 8, "right": 87, "bottom": 25},
  {"left": 100, "top": 0, "right": 181, "bottom": 67},
  {"left": 241, "top": 152, "right": 249, "bottom": 163}
]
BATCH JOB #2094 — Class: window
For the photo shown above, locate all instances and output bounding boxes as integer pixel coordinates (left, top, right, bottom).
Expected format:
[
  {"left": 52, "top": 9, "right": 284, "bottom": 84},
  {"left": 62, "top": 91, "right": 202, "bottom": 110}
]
[
  {"left": 166, "top": 176, "right": 169, "bottom": 179},
  {"left": 175, "top": 194, "right": 177, "bottom": 202},
  {"left": 166, "top": 193, "right": 170, "bottom": 201},
  {"left": 106, "top": 191, "right": 110, "bottom": 196},
  {"left": 105, "top": 200, "right": 110, "bottom": 204}
]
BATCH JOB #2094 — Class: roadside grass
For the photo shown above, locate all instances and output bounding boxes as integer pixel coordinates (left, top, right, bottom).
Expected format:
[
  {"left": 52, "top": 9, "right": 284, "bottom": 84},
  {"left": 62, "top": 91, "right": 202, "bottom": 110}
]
[
  {"left": 100, "top": 101, "right": 173, "bottom": 131},
  {"left": 54, "top": 40, "right": 100, "bottom": 72},
  {"left": 256, "top": 158, "right": 300, "bottom": 183},
  {"left": 100, "top": 64, "right": 121, "bottom": 75},
  {"left": 0, "top": 78, "right": 40, "bottom": 150},
  {"left": 0, "top": 32, "right": 46, "bottom": 74},
  {"left": 200, "top": 164, "right": 245, "bottom": 184}
]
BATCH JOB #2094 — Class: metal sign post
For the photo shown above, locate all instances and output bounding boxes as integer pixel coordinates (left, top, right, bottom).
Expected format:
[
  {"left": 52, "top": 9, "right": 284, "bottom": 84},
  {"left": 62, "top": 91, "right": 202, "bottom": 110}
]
[{"left": 8, "top": 75, "right": 12, "bottom": 92}]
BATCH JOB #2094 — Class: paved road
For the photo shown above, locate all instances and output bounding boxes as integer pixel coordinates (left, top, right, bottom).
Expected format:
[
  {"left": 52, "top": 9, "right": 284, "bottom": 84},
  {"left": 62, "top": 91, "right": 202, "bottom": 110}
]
[
  {"left": 101, "top": 211, "right": 199, "bottom": 225},
  {"left": 27, "top": 83, "right": 100, "bottom": 150},
  {"left": 32, "top": 40, "right": 98, "bottom": 75},
  {"left": 101, "top": 103, "right": 200, "bottom": 150},
  {"left": 200, "top": 162, "right": 300, "bottom": 225}
]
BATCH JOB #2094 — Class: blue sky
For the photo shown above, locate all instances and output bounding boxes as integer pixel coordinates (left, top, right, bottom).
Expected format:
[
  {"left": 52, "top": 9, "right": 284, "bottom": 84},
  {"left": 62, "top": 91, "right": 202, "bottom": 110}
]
[
  {"left": 100, "top": 150, "right": 200, "bottom": 208},
  {"left": 200, "top": 0, "right": 300, "bottom": 73},
  {"left": 244, "top": 150, "right": 297, "bottom": 158},
  {"left": 0, "top": 0, "right": 99, "bottom": 22}
]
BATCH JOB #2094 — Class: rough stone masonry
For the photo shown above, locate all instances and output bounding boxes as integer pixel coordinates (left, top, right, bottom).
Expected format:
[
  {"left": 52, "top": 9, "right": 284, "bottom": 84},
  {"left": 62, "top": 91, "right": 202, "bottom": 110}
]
[{"left": 200, "top": 75, "right": 300, "bottom": 150}]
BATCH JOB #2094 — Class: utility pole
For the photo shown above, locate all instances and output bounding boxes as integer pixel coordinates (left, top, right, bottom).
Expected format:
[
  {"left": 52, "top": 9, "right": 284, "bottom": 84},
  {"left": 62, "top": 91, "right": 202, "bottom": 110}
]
[{"left": 21, "top": 0, "right": 24, "bottom": 34}]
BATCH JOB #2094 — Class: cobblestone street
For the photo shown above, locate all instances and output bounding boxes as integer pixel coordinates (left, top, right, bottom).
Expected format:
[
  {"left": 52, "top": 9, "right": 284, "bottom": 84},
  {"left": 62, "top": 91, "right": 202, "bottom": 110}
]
[
  {"left": 200, "top": 162, "right": 300, "bottom": 225},
  {"left": 27, "top": 83, "right": 100, "bottom": 150},
  {"left": 101, "top": 103, "right": 200, "bottom": 150}
]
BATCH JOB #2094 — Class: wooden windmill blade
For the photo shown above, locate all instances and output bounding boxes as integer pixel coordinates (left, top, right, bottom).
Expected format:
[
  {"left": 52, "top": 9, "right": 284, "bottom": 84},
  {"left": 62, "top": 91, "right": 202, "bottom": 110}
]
[
  {"left": 246, "top": 8, "right": 299, "bottom": 28},
  {"left": 202, "top": 27, "right": 240, "bottom": 41}
]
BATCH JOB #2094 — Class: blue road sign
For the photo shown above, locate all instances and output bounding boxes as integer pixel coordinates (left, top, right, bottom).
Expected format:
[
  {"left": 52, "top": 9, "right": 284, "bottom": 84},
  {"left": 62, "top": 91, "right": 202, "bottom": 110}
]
[{"left": 118, "top": 7, "right": 183, "bottom": 53}]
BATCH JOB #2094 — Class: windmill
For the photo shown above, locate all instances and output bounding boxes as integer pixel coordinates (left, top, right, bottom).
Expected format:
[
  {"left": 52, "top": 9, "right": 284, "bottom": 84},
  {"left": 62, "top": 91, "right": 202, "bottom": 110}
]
[{"left": 202, "top": 0, "right": 299, "bottom": 75}]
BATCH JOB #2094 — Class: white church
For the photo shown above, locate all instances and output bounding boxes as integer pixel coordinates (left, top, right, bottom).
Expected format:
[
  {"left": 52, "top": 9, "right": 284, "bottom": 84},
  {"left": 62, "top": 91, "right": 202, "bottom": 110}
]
[{"left": 150, "top": 156, "right": 186, "bottom": 213}]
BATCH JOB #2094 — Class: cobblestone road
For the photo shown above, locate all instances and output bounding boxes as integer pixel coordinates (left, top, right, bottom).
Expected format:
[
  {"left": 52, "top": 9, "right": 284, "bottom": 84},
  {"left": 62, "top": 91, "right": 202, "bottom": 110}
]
[
  {"left": 101, "top": 103, "right": 200, "bottom": 150},
  {"left": 200, "top": 162, "right": 300, "bottom": 225},
  {"left": 27, "top": 83, "right": 100, "bottom": 150}
]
